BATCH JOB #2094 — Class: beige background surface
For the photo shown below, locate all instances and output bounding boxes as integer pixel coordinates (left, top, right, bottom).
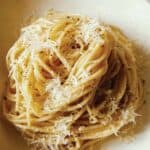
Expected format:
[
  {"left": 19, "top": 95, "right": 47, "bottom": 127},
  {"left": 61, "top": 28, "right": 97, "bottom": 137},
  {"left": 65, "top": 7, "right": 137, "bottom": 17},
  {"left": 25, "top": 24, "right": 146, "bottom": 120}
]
[{"left": 0, "top": 0, "right": 150, "bottom": 150}]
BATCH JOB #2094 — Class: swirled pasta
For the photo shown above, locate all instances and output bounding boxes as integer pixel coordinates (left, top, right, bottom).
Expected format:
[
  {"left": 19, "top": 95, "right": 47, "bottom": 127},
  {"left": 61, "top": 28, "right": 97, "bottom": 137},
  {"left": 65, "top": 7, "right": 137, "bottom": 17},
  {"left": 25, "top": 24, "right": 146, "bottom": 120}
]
[{"left": 3, "top": 11, "right": 143, "bottom": 150}]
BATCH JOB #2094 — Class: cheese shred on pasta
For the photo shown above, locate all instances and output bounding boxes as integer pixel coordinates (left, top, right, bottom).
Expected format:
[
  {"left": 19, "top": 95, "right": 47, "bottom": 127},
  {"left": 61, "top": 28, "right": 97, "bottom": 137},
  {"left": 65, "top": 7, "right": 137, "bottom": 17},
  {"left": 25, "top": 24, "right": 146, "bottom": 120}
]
[{"left": 3, "top": 11, "right": 143, "bottom": 150}]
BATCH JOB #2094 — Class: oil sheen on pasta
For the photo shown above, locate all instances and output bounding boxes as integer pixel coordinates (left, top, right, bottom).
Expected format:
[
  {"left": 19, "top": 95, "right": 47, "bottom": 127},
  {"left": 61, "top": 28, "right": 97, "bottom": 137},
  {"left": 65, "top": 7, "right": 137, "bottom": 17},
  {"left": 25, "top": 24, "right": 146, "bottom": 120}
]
[{"left": 3, "top": 11, "right": 143, "bottom": 150}]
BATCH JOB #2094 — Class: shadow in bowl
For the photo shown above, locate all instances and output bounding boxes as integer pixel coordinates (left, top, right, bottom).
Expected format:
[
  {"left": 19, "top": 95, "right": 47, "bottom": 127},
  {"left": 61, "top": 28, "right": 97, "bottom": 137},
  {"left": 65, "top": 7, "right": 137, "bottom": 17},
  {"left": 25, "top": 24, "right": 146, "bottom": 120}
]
[{"left": 94, "top": 44, "right": 150, "bottom": 150}]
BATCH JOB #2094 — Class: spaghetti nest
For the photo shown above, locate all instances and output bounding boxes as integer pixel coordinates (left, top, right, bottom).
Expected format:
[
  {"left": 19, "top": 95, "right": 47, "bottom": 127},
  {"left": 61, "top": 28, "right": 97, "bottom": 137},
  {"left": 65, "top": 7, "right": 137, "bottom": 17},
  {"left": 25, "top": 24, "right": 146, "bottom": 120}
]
[{"left": 3, "top": 11, "right": 143, "bottom": 150}]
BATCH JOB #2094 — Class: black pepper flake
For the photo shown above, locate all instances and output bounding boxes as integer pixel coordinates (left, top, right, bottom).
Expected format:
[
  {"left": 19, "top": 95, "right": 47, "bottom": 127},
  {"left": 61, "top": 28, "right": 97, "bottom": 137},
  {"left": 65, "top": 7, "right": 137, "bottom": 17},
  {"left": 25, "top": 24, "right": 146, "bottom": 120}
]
[
  {"left": 71, "top": 43, "right": 81, "bottom": 49},
  {"left": 40, "top": 51, "right": 44, "bottom": 54},
  {"left": 84, "top": 43, "right": 89, "bottom": 50},
  {"left": 16, "top": 112, "right": 20, "bottom": 115},
  {"left": 3, "top": 96, "right": 7, "bottom": 100},
  {"left": 77, "top": 18, "right": 80, "bottom": 21},
  {"left": 142, "top": 79, "right": 145, "bottom": 84},
  {"left": 65, "top": 22, "right": 69, "bottom": 25},
  {"left": 101, "top": 44, "right": 104, "bottom": 48}
]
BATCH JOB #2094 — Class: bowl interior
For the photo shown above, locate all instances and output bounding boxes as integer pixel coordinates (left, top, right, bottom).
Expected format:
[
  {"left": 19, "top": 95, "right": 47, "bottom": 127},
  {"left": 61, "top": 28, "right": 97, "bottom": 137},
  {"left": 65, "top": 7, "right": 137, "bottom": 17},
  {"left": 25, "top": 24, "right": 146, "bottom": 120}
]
[{"left": 0, "top": 0, "right": 150, "bottom": 150}]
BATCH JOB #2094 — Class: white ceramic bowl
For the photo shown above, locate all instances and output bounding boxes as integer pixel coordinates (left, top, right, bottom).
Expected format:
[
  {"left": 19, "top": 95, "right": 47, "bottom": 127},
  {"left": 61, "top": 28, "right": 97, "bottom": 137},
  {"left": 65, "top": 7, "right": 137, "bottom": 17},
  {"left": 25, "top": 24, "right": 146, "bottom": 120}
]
[{"left": 0, "top": 0, "right": 150, "bottom": 149}]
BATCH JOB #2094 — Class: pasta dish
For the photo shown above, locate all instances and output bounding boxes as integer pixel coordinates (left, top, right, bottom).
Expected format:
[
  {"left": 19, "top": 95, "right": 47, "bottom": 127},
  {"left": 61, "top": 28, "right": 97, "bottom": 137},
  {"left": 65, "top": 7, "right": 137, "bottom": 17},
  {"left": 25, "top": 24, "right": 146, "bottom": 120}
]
[{"left": 3, "top": 11, "right": 143, "bottom": 150}]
